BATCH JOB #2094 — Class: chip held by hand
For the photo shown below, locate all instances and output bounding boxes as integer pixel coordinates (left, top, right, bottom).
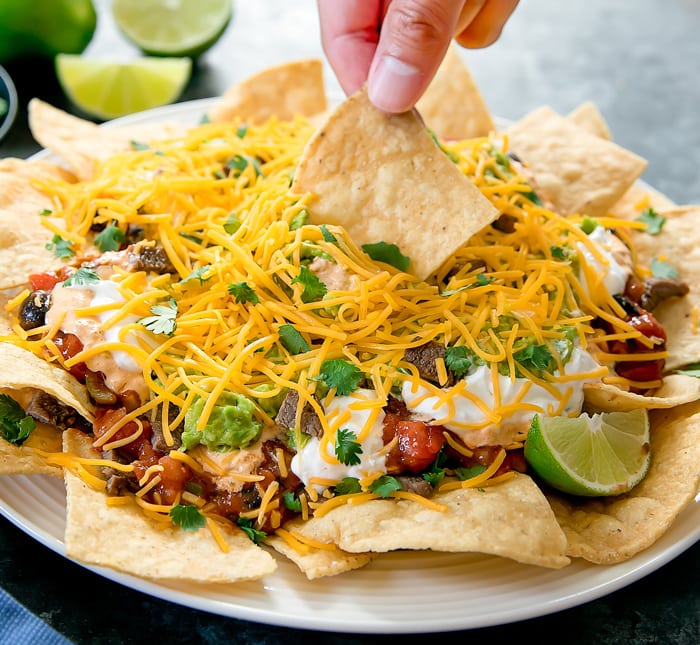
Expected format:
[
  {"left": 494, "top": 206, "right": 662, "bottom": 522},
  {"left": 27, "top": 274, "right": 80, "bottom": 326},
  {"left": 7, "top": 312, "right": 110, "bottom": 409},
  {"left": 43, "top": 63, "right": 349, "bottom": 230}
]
[{"left": 292, "top": 88, "right": 499, "bottom": 280}]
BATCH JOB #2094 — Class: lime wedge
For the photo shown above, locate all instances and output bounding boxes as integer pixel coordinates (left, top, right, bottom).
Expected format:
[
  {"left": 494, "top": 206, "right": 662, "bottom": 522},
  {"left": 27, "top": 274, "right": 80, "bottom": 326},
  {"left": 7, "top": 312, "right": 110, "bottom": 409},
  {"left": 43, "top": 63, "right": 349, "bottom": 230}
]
[
  {"left": 55, "top": 54, "right": 192, "bottom": 120},
  {"left": 112, "top": 0, "right": 233, "bottom": 58},
  {"left": 524, "top": 408, "right": 651, "bottom": 496}
]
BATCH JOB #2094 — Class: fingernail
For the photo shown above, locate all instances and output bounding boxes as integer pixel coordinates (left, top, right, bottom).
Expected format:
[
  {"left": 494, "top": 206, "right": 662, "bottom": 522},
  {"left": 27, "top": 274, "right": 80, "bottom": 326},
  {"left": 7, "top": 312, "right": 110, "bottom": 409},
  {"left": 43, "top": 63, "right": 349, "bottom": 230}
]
[{"left": 368, "top": 55, "right": 422, "bottom": 113}]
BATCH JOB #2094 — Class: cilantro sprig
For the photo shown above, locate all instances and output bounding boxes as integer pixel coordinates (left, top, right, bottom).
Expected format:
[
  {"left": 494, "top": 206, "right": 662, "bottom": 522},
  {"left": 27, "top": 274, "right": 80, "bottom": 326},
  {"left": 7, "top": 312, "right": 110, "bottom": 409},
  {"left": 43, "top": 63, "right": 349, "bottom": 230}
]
[
  {"left": 139, "top": 298, "right": 178, "bottom": 336},
  {"left": 361, "top": 241, "right": 410, "bottom": 272},
  {"left": 635, "top": 207, "right": 666, "bottom": 235},
  {"left": 228, "top": 281, "right": 259, "bottom": 304},
  {"left": 316, "top": 359, "right": 363, "bottom": 395},
  {"left": 0, "top": 394, "right": 35, "bottom": 445},
  {"left": 94, "top": 224, "right": 126, "bottom": 252},
  {"left": 63, "top": 267, "right": 100, "bottom": 287},
  {"left": 444, "top": 346, "right": 472, "bottom": 378},
  {"left": 291, "top": 265, "right": 327, "bottom": 303},
  {"left": 169, "top": 504, "right": 206, "bottom": 531},
  {"left": 335, "top": 428, "right": 362, "bottom": 466},
  {"left": 45, "top": 234, "right": 75, "bottom": 259},
  {"left": 237, "top": 517, "right": 267, "bottom": 544}
]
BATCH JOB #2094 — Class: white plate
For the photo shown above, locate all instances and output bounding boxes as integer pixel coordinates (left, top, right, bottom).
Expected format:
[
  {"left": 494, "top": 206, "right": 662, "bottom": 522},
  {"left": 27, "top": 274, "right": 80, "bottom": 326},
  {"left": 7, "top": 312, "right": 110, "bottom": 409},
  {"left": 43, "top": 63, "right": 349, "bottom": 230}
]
[{"left": 1, "top": 99, "right": 698, "bottom": 634}]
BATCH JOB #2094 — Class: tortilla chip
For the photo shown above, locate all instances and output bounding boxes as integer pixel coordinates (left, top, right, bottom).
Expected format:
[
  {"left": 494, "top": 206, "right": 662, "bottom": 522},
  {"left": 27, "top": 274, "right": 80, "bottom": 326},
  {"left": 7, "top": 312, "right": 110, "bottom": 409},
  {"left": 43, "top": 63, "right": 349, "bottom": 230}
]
[
  {"left": 286, "top": 473, "right": 569, "bottom": 569},
  {"left": 207, "top": 59, "right": 327, "bottom": 125},
  {"left": 566, "top": 101, "right": 612, "bottom": 140},
  {"left": 629, "top": 206, "right": 700, "bottom": 370},
  {"left": 0, "top": 343, "right": 94, "bottom": 474},
  {"left": 547, "top": 400, "right": 700, "bottom": 564},
  {"left": 63, "top": 429, "right": 277, "bottom": 582},
  {"left": 584, "top": 374, "right": 700, "bottom": 412},
  {"left": 506, "top": 106, "right": 648, "bottom": 218},
  {"left": 0, "top": 343, "right": 94, "bottom": 422},
  {"left": 416, "top": 44, "right": 495, "bottom": 140},
  {"left": 28, "top": 99, "right": 186, "bottom": 181},
  {"left": 267, "top": 534, "right": 374, "bottom": 579},
  {"left": 608, "top": 182, "right": 676, "bottom": 220},
  {"left": 0, "top": 398, "right": 63, "bottom": 476},
  {"left": 291, "top": 88, "right": 499, "bottom": 280}
]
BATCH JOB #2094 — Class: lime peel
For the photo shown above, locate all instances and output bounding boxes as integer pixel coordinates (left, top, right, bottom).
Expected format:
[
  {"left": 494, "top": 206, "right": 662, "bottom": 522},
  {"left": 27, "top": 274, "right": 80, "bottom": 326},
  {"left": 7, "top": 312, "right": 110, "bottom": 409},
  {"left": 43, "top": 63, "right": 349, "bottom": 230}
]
[
  {"left": 55, "top": 54, "right": 192, "bottom": 120},
  {"left": 524, "top": 409, "right": 651, "bottom": 497},
  {"left": 112, "top": 0, "right": 232, "bottom": 58}
]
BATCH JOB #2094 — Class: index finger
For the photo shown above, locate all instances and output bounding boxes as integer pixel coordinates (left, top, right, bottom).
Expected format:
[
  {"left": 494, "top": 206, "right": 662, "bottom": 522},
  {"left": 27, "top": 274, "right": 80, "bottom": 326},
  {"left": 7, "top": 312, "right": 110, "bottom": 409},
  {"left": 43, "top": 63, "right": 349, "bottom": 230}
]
[{"left": 317, "top": 0, "right": 384, "bottom": 95}]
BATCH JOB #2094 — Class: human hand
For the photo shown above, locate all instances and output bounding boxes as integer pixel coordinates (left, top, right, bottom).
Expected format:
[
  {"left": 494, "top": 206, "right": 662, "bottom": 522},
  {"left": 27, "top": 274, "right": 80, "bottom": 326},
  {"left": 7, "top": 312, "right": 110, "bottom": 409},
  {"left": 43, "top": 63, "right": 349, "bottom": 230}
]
[{"left": 317, "top": 0, "right": 519, "bottom": 113}]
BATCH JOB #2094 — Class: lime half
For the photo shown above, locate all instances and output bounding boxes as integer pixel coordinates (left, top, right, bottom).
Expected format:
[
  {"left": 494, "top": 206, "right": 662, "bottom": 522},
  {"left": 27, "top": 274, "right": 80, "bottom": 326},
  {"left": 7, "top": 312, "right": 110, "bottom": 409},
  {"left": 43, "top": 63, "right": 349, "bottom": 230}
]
[
  {"left": 55, "top": 54, "right": 192, "bottom": 121},
  {"left": 524, "top": 409, "right": 651, "bottom": 497},
  {"left": 113, "top": 0, "right": 233, "bottom": 58}
]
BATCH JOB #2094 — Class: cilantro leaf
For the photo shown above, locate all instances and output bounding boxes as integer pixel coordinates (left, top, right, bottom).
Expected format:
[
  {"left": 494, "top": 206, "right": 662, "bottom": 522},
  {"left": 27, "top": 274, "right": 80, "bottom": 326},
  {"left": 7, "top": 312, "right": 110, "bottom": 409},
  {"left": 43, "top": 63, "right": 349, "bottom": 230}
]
[
  {"left": 361, "top": 241, "right": 410, "bottom": 272},
  {"left": 475, "top": 273, "right": 493, "bottom": 286},
  {"left": 368, "top": 475, "right": 402, "bottom": 498},
  {"left": 513, "top": 343, "right": 554, "bottom": 373},
  {"left": 236, "top": 124, "right": 248, "bottom": 138},
  {"left": 282, "top": 490, "right": 302, "bottom": 512},
  {"left": 675, "top": 363, "right": 700, "bottom": 378},
  {"left": 169, "top": 504, "right": 206, "bottom": 531},
  {"left": 278, "top": 324, "right": 310, "bottom": 354},
  {"left": 140, "top": 298, "right": 178, "bottom": 336},
  {"left": 650, "top": 257, "right": 679, "bottom": 279},
  {"left": 0, "top": 394, "right": 35, "bottom": 445},
  {"left": 317, "top": 359, "right": 363, "bottom": 395},
  {"left": 224, "top": 211, "right": 241, "bottom": 234},
  {"left": 291, "top": 265, "right": 327, "bottom": 303},
  {"left": 423, "top": 468, "right": 445, "bottom": 487},
  {"left": 444, "top": 346, "right": 472, "bottom": 378},
  {"left": 550, "top": 245, "right": 566, "bottom": 260},
  {"left": 333, "top": 477, "right": 362, "bottom": 495},
  {"left": 335, "top": 428, "right": 362, "bottom": 466},
  {"left": 130, "top": 140, "right": 151, "bottom": 151},
  {"left": 179, "top": 265, "right": 212, "bottom": 286},
  {"left": 63, "top": 267, "right": 100, "bottom": 287},
  {"left": 45, "top": 234, "right": 75, "bottom": 259},
  {"left": 94, "top": 224, "right": 126, "bottom": 252},
  {"left": 237, "top": 517, "right": 267, "bottom": 544},
  {"left": 635, "top": 207, "right": 666, "bottom": 235},
  {"left": 228, "top": 281, "right": 259, "bottom": 304}
]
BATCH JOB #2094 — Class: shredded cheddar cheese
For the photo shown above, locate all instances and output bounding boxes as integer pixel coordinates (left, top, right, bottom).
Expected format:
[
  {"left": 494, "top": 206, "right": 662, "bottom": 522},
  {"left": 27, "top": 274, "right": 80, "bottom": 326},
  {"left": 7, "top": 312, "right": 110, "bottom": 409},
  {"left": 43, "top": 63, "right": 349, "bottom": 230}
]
[{"left": 0, "top": 112, "right": 667, "bottom": 542}]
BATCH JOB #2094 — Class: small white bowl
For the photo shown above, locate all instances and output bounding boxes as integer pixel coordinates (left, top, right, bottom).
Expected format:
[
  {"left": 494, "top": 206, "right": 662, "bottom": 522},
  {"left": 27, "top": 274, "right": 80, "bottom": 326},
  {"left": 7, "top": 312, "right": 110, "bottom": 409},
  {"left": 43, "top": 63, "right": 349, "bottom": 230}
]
[{"left": 0, "top": 65, "right": 18, "bottom": 142}]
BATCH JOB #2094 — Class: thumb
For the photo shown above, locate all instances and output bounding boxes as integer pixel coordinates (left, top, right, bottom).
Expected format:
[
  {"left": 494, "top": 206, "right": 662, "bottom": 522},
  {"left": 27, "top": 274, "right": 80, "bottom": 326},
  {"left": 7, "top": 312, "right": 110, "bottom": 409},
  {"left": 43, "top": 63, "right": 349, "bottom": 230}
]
[{"left": 367, "top": 0, "right": 479, "bottom": 113}]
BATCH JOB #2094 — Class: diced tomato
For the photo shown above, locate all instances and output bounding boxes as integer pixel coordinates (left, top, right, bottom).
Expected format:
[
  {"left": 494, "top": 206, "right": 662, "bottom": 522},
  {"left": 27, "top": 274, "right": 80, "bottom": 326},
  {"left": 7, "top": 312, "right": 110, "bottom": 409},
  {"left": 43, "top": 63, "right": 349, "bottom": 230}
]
[
  {"left": 93, "top": 406, "right": 152, "bottom": 458},
  {"left": 52, "top": 331, "right": 88, "bottom": 382},
  {"left": 383, "top": 412, "right": 445, "bottom": 474},
  {"left": 28, "top": 272, "right": 61, "bottom": 291}
]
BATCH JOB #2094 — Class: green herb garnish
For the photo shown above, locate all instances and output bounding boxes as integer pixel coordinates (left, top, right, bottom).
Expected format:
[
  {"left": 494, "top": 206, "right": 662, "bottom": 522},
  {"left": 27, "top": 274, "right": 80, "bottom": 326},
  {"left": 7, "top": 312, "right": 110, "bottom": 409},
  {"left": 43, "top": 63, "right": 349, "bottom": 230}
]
[
  {"left": 139, "top": 298, "right": 178, "bottom": 336},
  {"left": 334, "top": 428, "right": 362, "bottom": 466},
  {"left": 0, "top": 394, "right": 35, "bottom": 445},
  {"left": 169, "top": 504, "right": 206, "bottom": 531}
]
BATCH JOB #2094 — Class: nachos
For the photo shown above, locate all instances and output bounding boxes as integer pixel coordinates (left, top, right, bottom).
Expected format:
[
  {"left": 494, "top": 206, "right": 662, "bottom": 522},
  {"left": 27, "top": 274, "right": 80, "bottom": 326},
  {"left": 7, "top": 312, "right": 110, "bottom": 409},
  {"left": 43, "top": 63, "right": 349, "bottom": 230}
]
[{"left": 0, "top": 56, "right": 698, "bottom": 584}]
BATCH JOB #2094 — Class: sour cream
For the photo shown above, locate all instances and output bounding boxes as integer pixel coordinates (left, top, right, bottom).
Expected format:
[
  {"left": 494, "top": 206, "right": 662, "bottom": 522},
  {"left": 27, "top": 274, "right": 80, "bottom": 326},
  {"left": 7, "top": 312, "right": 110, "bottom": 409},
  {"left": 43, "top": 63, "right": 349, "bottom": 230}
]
[
  {"left": 402, "top": 347, "right": 604, "bottom": 448},
  {"left": 577, "top": 226, "right": 630, "bottom": 296},
  {"left": 290, "top": 389, "right": 387, "bottom": 490},
  {"left": 46, "top": 280, "right": 147, "bottom": 399}
]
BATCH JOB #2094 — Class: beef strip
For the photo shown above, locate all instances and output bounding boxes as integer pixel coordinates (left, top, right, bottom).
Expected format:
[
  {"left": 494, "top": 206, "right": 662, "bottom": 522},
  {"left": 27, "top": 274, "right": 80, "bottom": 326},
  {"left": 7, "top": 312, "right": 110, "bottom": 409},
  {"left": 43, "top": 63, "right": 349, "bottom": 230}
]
[
  {"left": 396, "top": 475, "right": 434, "bottom": 498},
  {"left": 151, "top": 405, "right": 183, "bottom": 452},
  {"left": 275, "top": 389, "right": 323, "bottom": 438},
  {"left": 403, "top": 341, "right": 454, "bottom": 385},
  {"left": 25, "top": 391, "right": 91, "bottom": 433},
  {"left": 639, "top": 277, "right": 689, "bottom": 311},
  {"left": 127, "top": 244, "right": 176, "bottom": 274}
]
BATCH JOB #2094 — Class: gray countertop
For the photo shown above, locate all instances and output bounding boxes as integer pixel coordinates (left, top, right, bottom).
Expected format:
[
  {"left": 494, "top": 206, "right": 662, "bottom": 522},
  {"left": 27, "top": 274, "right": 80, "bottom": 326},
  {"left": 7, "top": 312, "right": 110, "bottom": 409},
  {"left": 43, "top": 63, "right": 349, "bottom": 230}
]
[{"left": 0, "top": 1, "right": 698, "bottom": 643}]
